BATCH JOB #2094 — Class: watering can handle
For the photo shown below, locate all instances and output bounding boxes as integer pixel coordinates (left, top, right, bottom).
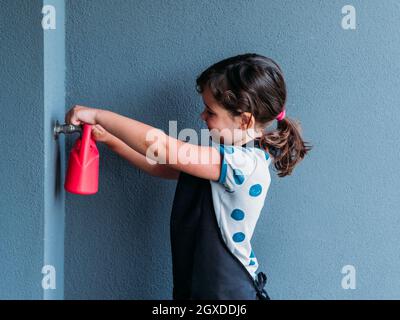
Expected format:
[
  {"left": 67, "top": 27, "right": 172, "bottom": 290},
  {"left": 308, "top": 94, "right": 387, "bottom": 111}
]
[{"left": 79, "top": 124, "right": 94, "bottom": 165}]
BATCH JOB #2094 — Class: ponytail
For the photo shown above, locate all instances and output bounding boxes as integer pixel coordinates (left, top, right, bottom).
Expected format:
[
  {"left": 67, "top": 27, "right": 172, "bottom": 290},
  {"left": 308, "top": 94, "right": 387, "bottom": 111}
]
[{"left": 260, "top": 117, "right": 312, "bottom": 177}]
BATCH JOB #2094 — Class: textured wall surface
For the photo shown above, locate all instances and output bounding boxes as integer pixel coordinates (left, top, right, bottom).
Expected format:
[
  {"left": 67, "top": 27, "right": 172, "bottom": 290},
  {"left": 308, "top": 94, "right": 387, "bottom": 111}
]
[
  {"left": 0, "top": 0, "right": 44, "bottom": 299},
  {"left": 0, "top": 0, "right": 66, "bottom": 300},
  {"left": 43, "top": 0, "right": 66, "bottom": 300},
  {"left": 2, "top": 0, "right": 399, "bottom": 300},
  {"left": 66, "top": 0, "right": 400, "bottom": 299},
  {"left": 64, "top": 0, "right": 400, "bottom": 299}
]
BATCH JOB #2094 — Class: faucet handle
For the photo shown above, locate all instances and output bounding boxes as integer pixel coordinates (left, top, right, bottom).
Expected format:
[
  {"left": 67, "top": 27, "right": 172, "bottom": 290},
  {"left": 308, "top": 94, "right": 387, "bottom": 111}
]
[{"left": 54, "top": 120, "right": 83, "bottom": 140}]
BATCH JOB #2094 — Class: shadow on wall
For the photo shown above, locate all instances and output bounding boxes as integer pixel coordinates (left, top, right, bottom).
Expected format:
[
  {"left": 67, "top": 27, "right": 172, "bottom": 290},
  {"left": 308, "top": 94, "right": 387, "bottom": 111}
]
[{"left": 54, "top": 133, "right": 62, "bottom": 198}]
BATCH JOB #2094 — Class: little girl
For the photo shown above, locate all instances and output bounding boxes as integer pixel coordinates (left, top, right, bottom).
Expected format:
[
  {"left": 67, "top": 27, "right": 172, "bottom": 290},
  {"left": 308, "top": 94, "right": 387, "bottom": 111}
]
[{"left": 66, "top": 53, "right": 312, "bottom": 300}]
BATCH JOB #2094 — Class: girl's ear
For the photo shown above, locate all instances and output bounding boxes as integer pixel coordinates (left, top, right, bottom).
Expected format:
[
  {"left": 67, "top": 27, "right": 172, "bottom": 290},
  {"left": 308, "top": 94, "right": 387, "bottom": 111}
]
[{"left": 239, "top": 112, "right": 254, "bottom": 130}]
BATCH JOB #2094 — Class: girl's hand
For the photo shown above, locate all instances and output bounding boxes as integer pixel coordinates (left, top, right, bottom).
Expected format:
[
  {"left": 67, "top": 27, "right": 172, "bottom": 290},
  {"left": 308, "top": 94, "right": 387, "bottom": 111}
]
[
  {"left": 91, "top": 124, "right": 112, "bottom": 144},
  {"left": 65, "top": 105, "right": 101, "bottom": 126}
]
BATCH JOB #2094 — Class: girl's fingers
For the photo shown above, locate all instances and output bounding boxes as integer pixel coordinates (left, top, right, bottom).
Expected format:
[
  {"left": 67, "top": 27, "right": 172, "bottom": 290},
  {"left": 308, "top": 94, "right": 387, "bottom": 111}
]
[
  {"left": 92, "top": 125, "right": 105, "bottom": 138},
  {"left": 96, "top": 125, "right": 107, "bottom": 134},
  {"left": 65, "top": 107, "right": 81, "bottom": 126}
]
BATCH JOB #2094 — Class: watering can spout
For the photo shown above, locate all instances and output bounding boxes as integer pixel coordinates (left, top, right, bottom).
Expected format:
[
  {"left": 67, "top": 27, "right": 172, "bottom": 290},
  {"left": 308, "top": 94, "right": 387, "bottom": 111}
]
[{"left": 64, "top": 123, "right": 99, "bottom": 195}]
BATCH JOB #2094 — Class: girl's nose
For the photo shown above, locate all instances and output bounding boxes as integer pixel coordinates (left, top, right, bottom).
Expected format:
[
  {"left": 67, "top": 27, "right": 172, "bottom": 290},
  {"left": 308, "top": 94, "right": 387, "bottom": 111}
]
[{"left": 200, "top": 110, "right": 207, "bottom": 121}]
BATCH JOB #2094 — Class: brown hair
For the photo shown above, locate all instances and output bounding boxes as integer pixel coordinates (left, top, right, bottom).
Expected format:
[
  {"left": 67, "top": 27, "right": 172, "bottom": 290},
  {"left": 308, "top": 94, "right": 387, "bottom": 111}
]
[{"left": 196, "top": 53, "right": 312, "bottom": 177}]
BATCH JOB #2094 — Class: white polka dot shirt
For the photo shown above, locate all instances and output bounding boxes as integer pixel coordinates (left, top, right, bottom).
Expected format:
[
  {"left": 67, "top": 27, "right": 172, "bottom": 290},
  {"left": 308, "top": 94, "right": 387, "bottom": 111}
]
[{"left": 210, "top": 140, "right": 272, "bottom": 280}]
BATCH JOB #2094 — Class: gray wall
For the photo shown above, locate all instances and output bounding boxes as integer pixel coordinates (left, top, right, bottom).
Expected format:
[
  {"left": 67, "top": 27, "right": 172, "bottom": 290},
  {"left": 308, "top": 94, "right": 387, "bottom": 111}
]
[
  {"left": 43, "top": 0, "right": 66, "bottom": 300},
  {"left": 64, "top": 0, "right": 400, "bottom": 299},
  {"left": 1, "top": 0, "right": 399, "bottom": 299},
  {"left": 0, "top": 0, "right": 65, "bottom": 300},
  {"left": 0, "top": 0, "right": 44, "bottom": 299}
]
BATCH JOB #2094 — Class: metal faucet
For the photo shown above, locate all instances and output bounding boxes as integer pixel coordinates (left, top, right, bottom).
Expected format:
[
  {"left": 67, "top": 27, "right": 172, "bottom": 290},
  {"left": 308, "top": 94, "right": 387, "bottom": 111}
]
[{"left": 54, "top": 120, "right": 82, "bottom": 140}]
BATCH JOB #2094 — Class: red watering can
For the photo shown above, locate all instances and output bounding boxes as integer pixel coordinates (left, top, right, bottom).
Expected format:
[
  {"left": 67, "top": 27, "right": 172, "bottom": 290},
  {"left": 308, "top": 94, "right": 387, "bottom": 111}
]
[{"left": 64, "top": 123, "right": 99, "bottom": 195}]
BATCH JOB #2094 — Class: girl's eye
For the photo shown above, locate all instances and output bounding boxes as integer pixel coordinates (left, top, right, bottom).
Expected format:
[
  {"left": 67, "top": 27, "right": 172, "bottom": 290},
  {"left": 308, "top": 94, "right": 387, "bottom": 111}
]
[{"left": 205, "top": 108, "right": 215, "bottom": 116}]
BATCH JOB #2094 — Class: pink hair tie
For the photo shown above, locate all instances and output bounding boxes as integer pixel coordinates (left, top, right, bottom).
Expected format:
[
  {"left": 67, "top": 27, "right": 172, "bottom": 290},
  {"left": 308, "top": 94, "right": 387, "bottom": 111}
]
[{"left": 276, "top": 108, "right": 286, "bottom": 121}]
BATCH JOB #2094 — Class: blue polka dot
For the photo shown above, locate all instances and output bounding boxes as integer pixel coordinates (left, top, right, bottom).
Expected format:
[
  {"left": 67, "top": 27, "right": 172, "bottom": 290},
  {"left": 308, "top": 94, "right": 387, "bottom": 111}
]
[
  {"left": 250, "top": 250, "right": 255, "bottom": 258},
  {"left": 225, "top": 146, "right": 234, "bottom": 154},
  {"left": 221, "top": 162, "right": 227, "bottom": 174},
  {"left": 218, "top": 160, "right": 228, "bottom": 184},
  {"left": 233, "top": 169, "right": 245, "bottom": 185},
  {"left": 249, "top": 260, "right": 256, "bottom": 266},
  {"left": 249, "top": 184, "right": 262, "bottom": 197},
  {"left": 232, "top": 232, "right": 245, "bottom": 243},
  {"left": 264, "top": 152, "right": 270, "bottom": 160},
  {"left": 231, "top": 209, "right": 245, "bottom": 221}
]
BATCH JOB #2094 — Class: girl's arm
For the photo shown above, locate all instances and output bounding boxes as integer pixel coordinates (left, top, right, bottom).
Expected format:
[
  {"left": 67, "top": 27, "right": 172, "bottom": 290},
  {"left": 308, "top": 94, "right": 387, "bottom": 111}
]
[
  {"left": 95, "top": 109, "right": 222, "bottom": 181},
  {"left": 104, "top": 134, "right": 180, "bottom": 180}
]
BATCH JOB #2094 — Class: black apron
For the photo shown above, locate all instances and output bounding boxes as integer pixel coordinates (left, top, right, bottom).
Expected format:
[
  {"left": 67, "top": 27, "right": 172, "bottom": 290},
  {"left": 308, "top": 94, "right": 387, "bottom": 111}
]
[{"left": 170, "top": 139, "right": 270, "bottom": 300}]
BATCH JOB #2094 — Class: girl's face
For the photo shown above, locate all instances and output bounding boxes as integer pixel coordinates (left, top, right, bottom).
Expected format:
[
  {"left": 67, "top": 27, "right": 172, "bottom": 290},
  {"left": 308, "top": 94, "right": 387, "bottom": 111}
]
[{"left": 200, "top": 87, "right": 249, "bottom": 145}]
